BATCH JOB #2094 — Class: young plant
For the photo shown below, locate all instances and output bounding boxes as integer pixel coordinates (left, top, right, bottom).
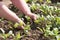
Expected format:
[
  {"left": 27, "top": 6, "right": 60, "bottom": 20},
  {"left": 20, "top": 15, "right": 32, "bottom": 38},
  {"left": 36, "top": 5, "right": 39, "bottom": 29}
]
[
  {"left": 14, "top": 32, "right": 21, "bottom": 40},
  {"left": 24, "top": 24, "right": 31, "bottom": 35},
  {"left": 14, "top": 21, "right": 24, "bottom": 28}
]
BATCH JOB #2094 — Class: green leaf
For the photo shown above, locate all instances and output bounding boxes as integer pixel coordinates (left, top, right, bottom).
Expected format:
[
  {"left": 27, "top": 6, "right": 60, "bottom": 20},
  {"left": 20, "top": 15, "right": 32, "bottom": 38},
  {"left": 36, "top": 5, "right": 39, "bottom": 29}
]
[
  {"left": 19, "top": 21, "right": 23, "bottom": 26},
  {"left": 34, "top": 20, "right": 40, "bottom": 24},
  {"left": 56, "top": 35, "right": 60, "bottom": 40},
  {"left": 15, "top": 32, "right": 21, "bottom": 40},
  {"left": 53, "top": 28, "right": 59, "bottom": 35},
  {"left": 14, "top": 23, "right": 19, "bottom": 28},
  {"left": 25, "top": 16, "right": 31, "bottom": 21},
  {"left": 25, "top": 0, "right": 29, "bottom": 2},
  {"left": 24, "top": 25, "right": 31, "bottom": 30},
  {"left": 30, "top": 2, "right": 37, "bottom": 11}
]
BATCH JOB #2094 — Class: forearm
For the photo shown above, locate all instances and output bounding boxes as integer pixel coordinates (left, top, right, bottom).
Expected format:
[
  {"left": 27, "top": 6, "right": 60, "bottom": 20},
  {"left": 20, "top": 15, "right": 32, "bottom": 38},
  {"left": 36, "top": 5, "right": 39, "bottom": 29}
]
[
  {"left": 11, "top": 0, "right": 32, "bottom": 16},
  {"left": 0, "top": 2, "right": 21, "bottom": 23}
]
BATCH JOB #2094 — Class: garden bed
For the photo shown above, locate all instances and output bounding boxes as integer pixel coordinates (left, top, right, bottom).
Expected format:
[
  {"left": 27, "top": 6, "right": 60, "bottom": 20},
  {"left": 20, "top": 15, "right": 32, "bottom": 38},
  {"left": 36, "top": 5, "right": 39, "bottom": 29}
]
[{"left": 0, "top": 0, "right": 60, "bottom": 40}]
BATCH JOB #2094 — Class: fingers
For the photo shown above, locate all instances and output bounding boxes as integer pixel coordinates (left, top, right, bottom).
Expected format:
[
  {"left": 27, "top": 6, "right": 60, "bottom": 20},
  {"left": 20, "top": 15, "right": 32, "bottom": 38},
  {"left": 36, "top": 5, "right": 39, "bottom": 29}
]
[
  {"left": 15, "top": 19, "right": 26, "bottom": 30},
  {"left": 30, "top": 13, "right": 38, "bottom": 20},
  {"left": 34, "top": 14, "right": 38, "bottom": 20},
  {"left": 34, "top": 17, "right": 37, "bottom": 20}
]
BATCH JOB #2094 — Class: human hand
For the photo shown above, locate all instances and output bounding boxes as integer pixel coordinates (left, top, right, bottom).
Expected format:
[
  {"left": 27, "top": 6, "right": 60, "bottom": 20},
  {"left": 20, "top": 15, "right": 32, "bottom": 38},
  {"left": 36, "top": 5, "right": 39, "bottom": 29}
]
[
  {"left": 29, "top": 13, "right": 38, "bottom": 20},
  {"left": 14, "top": 19, "right": 26, "bottom": 30}
]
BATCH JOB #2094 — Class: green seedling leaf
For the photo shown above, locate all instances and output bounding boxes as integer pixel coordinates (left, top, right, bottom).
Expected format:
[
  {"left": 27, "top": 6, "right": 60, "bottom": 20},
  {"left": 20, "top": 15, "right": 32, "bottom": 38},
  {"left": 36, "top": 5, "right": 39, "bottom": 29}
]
[
  {"left": 24, "top": 25, "right": 31, "bottom": 30},
  {"left": 53, "top": 28, "right": 59, "bottom": 35},
  {"left": 25, "top": 0, "right": 29, "bottom": 2},
  {"left": 8, "top": 21, "right": 12, "bottom": 24},
  {"left": 56, "top": 35, "right": 60, "bottom": 40},
  {"left": 49, "top": 31, "right": 54, "bottom": 36},
  {"left": 25, "top": 16, "right": 31, "bottom": 21},
  {"left": 30, "top": 2, "right": 37, "bottom": 11},
  {"left": 34, "top": 20, "right": 40, "bottom": 24},
  {"left": 46, "top": 0, "right": 51, "bottom": 3},
  {"left": 39, "top": 0, "right": 43, "bottom": 3},
  {"left": 56, "top": 17, "right": 60, "bottom": 25},
  {"left": 2, "top": 34, "right": 10, "bottom": 39},
  {"left": 24, "top": 24, "right": 31, "bottom": 35},
  {"left": 19, "top": 21, "right": 23, "bottom": 26},
  {"left": 14, "top": 21, "right": 23, "bottom": 28},
  {"left": 16, "top": 32, "right": 21, "bottom": 40},
  {"left": 37, "top": 27, "right": 43, "bottom": 32},
  {"left": 14, "top": 23, "right": 19, "bottom": 28}
]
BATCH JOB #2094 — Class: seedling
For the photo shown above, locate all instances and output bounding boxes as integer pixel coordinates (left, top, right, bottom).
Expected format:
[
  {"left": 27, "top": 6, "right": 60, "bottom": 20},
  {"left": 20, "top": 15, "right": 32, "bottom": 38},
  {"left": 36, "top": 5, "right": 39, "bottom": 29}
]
[
  {"left": 14, "top": 21, "right": 23, "bottom": 28},
  {"left": 25, "top": 16, "right": 31, "bottom": 21},
  {"left": 14, "top": 32, "right": 21, "bottom": 40}
]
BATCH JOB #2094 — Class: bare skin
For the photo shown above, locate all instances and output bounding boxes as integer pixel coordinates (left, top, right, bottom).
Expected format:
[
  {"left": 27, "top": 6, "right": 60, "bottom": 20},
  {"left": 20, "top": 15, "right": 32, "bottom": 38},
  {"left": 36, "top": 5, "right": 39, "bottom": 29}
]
[{"left": 0, "top": 0, "right": 37, "bottom": 29}]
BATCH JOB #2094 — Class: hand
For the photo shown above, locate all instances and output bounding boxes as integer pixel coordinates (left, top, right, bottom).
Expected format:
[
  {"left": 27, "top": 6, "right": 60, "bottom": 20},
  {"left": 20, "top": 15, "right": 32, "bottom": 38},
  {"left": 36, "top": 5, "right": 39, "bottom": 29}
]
[
  {"left": 29, "top": 13, "right": 38, "bottom": 20},
  {"left": 16, "top": 19, "right": 26, "bottom": 30}
]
